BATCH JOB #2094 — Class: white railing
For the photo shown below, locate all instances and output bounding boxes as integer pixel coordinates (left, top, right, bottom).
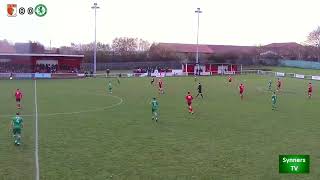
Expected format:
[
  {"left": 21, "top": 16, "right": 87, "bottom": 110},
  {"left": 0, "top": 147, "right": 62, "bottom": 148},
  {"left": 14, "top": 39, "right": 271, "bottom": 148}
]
[
  {"left": 2, "top": 70, "right": 320, "bottom": 81},
  {"left": 258, "top": 70, "right": 320, "bottom": 81},
  {"left": 0, "top": 70, "right": 260, "bottom": 80},
  {"left": 0, "top": 73, "right": 83, "bottom": 79}
]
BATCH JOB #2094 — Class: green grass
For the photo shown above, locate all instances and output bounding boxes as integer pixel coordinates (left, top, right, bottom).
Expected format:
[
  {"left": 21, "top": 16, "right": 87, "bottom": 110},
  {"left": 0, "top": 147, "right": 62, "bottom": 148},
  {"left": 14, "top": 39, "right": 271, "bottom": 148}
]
[
  {"left": 268, "top": 66, "right": 320, "bottom": 75},
  {"left": 248, "top": 66, "right": 320, "bottom": 75},
  {"left": 1, "top": 74, "right": 320, "bottom": 179},
  {"left": 0, "top": 80, "right": 35, "bottom": 180}
]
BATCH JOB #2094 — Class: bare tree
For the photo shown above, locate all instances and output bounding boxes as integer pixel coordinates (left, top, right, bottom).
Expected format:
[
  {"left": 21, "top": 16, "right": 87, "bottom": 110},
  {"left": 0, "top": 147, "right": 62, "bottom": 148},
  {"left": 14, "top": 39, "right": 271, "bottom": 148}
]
[
  {"left": 306, "top": 26, "right": 320, "bottom": 61},
  {"left": 148, "top": 43, "right": 177, "bottom": 61},
  {"left": 137, "top": 39, "right": 150, "bottom": 52},
  {"left": 97, "top": 42, "right": 111, "bottom": 52},
  {"left": 112, "top": 37, "right": 138, "bottom": 56}
]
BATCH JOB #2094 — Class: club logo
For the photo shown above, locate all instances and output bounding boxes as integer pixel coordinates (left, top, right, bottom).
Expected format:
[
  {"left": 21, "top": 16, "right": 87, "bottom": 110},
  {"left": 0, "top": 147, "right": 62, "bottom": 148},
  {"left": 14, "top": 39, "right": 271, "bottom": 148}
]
[
  {"left": 7, "top": 4, "right": 17, "bottom": 17},
  {"left": 35, "top": 4, "right": 47, "bottom": 17}
]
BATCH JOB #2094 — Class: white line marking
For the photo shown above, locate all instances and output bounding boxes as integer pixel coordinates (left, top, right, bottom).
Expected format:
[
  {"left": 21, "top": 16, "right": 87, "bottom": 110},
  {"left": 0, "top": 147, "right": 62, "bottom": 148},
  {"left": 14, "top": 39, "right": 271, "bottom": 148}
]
[
  {"left": 0, "top": 94, "right": 124, "bottom": 118},
  {"left": 34, "top": 80, "right": 40, "bottom": 180},
  {"left": 40, "top": 94, "right": 123, "bottom": 117}
]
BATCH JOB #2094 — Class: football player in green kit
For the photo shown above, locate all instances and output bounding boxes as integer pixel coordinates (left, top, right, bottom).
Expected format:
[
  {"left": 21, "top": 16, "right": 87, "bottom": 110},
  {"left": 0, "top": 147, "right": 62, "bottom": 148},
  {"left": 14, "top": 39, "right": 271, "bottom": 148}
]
[
  {"left": 151, "top": 97, "right": 159, "bottom": 122},
  {"left": 108, "top": 81, "right": 113, "bottom": 94},
  {"left": 11, "top": 112, "right": 23, "bottom": 146}
]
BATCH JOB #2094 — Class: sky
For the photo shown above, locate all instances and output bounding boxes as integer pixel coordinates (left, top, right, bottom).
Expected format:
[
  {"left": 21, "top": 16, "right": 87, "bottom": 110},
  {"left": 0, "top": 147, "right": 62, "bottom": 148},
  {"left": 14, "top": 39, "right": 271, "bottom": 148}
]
[{"left": 0, "top": 0, "right": 319, "bottom": 48}]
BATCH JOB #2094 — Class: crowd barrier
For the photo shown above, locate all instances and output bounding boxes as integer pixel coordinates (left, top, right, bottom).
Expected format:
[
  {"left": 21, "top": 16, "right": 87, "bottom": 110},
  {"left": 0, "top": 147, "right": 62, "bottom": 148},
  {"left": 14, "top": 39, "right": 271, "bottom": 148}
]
[
  {"left": 0, "top": 70, "right": 255, "bottom": 80},
  {"left": 258, "top": 70, "right": 320, "bottom": 81},
  {"left": 0, "top": 73, "right": 82, "bottom": 79},
  {"left": 2, "top": 70, "right": 320, "bottom": 81}
]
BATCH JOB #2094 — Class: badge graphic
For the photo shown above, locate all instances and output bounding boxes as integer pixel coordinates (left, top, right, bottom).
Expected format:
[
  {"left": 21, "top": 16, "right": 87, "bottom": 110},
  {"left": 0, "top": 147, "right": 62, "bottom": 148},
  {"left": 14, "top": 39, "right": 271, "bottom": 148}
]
[
  {"left": 7, "top": 4, "right": 17, "bottom": 17},
  {"left": 35, "top": 4, "right": 47, "bottom": 17}
]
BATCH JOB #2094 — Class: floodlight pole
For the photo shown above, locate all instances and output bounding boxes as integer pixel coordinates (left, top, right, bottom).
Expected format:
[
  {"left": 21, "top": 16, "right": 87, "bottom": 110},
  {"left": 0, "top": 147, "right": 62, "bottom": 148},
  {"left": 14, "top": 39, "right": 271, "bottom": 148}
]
[
  {"left": 91, "top": 3, "right": 100, "bottom": 74},
  {"left": 195, "top": 8, "right": 202, "bottom": 75}
]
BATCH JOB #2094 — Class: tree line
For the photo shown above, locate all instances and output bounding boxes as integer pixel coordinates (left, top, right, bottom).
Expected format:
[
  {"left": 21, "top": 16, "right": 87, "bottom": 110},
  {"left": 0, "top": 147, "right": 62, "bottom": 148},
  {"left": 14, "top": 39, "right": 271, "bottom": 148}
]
[{"left": 1, "top": 27, "right": 320, "bottom": 65}]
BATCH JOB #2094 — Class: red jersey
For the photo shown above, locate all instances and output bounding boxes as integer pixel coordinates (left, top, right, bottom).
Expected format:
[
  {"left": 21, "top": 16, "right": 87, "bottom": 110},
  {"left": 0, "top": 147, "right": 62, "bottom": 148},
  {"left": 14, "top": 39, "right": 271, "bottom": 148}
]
[
  {"left": 239, "top": 85, "right": 244, "bottom": 92},
  {"left": 186, "top": 95, "right": 193, "bottom": 103},
  {"left": 158, "top": 80, "right": 163, "bottom": 87},
  {"left": 308, "top": 85, "right": 313, "bottom": 92},
  {"left": 277, "top": 80, "right": 281, "bottom": 87},
  {"left": 15, "top": 91, "right": 23, "bottom": 99}
]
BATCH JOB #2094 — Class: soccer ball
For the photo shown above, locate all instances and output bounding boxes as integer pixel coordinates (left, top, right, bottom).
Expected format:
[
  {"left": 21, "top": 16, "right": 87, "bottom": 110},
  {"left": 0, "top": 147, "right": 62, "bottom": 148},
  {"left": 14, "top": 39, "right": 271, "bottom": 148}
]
[{"left": 10, "top": 77, "right": 13, "bottom": 80}]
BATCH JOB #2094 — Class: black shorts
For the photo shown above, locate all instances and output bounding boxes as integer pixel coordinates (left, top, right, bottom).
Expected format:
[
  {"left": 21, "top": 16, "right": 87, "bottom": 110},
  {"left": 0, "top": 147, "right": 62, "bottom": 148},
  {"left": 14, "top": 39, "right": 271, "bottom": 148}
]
[{"left": 16, "top": 98, "right": 21, "bottom": 102}]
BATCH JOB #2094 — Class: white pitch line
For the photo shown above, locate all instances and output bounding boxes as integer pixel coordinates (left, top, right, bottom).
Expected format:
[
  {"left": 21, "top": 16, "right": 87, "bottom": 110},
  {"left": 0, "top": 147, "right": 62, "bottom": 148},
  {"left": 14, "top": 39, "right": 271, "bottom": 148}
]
[
  {"left": 34, "top": 80, "right": 40, "bottom": 180},
  {"left": 0, "top": 94, "right": 124, "bottom": 118},
  {"left": 40, "top": 95, "right": 123, "bottom": 117}
]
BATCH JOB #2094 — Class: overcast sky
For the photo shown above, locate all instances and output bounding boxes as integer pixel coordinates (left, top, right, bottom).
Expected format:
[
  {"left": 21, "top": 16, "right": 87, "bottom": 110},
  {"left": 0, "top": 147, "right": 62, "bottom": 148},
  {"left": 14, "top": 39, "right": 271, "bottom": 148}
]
[{"left": 1, "top": 0, "right": 319, "bottom": 48}]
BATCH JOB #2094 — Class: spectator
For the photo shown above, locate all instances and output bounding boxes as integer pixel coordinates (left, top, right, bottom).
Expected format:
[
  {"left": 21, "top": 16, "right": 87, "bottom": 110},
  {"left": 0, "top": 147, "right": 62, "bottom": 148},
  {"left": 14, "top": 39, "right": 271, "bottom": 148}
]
[{"left": 106, "top": 69, "right": 110, "bottom": 76}]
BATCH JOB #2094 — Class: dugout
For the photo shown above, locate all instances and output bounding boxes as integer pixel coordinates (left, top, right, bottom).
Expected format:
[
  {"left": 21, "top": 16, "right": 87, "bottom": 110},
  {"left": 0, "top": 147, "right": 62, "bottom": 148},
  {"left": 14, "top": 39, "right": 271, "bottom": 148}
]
[
  {"left": 182, "top": 63, "right": 241, "bottom": 75},
  {"left": 0, "top": 53, "right": 84, "bottom": 73}
]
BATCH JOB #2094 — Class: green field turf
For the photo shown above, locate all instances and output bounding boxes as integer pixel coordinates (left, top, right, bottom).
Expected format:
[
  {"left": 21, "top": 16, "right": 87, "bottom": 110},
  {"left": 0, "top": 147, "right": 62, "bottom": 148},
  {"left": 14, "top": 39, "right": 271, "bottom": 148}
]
[
  {"left": 268, "top": 66, "right": 320, "bottom": 75},
  {"left": 1, "top": 74, "right": 320, "bottom": 180},
  {"left": 247, "top": 66, "right": 320, "bottom": 75}
]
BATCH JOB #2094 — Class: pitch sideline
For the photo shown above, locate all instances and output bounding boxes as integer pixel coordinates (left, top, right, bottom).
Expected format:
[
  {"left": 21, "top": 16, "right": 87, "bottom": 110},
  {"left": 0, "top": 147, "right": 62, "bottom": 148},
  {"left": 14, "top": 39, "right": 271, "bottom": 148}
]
[{"left": 34, "top": 80, "right": 40, "bottom": 180}]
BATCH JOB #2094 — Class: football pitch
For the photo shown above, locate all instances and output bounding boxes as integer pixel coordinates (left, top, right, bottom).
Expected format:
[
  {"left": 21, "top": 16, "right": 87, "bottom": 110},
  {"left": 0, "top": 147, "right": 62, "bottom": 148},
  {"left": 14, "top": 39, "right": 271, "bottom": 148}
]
[{"left": 1, "top": 74, "right": 320, "bottom": 180}]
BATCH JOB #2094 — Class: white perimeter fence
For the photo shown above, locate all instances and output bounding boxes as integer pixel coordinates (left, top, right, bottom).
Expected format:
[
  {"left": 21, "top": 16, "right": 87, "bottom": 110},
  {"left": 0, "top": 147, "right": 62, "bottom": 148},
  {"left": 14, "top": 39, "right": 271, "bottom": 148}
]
[
  {"left": 1, "top": 70, "right": 320, "bottom": 81},
  {"left": 257, "top": 70, "right": 320, "bottom": 81}
]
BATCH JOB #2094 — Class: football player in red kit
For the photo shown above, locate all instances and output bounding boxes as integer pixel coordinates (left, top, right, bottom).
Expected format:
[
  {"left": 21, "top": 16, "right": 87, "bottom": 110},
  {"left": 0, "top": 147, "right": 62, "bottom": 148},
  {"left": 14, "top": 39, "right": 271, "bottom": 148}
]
[
  {"left": 14, "top": 89, "right": 23, "bottom": 109},
  {"left": 308, "top": 82, "right": 313, "bottom": 98},
  {"left": 158, "top": 78, "right": 164, "bottom": 94},
  {"left": 185, "top": 92, "right": 194, "bottom": 114},
  {"left": 239, "top": 83, "right": 245, "bottom": 100},
  {"left": 228, "top": 76, "right": 232, "bottom": 83},
  {"left": 277, "top": 78, "right": 281, "bottom": 91}
]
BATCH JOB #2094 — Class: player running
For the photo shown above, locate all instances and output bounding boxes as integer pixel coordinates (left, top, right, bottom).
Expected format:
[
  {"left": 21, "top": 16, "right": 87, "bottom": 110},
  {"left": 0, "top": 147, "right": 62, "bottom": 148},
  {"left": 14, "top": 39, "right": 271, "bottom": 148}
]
[
  {"left": 272, "top": 91, "right": 277, "bottom": 110},
  {"left": 308, "top": 82, "right": 313, "bottom": 99},
  {"left": 196, "top": 82, "right": 203, "bottom": 98},
  {"left": 151, "top": 77, "right": 155, "bottom": 85},
  {"left": 268, "top": 80, "right": 272, "bottom": 91},
  {"left": 239, "top": 83, "right": 245, "bottom": 100},
  {"left": 158, "top": 78, "right": 164, "bottom": 94},
  {"left": 277, "top": 78, "right": 281, "bottom": 91},
  {"left": 108, "top": 81, "right": 113, "bottom": 94},
  {"left": 185, "top": 91, "right": 194, "bottom": 114},
  {"left": 11, "top": 112, "right": 23, "bottom": 146},
  {"left": 14, "top": 89, "right": 23, "bottom": 109},
  {"left": 151, "top": 97, "right": 159, "bottom": 122}
]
